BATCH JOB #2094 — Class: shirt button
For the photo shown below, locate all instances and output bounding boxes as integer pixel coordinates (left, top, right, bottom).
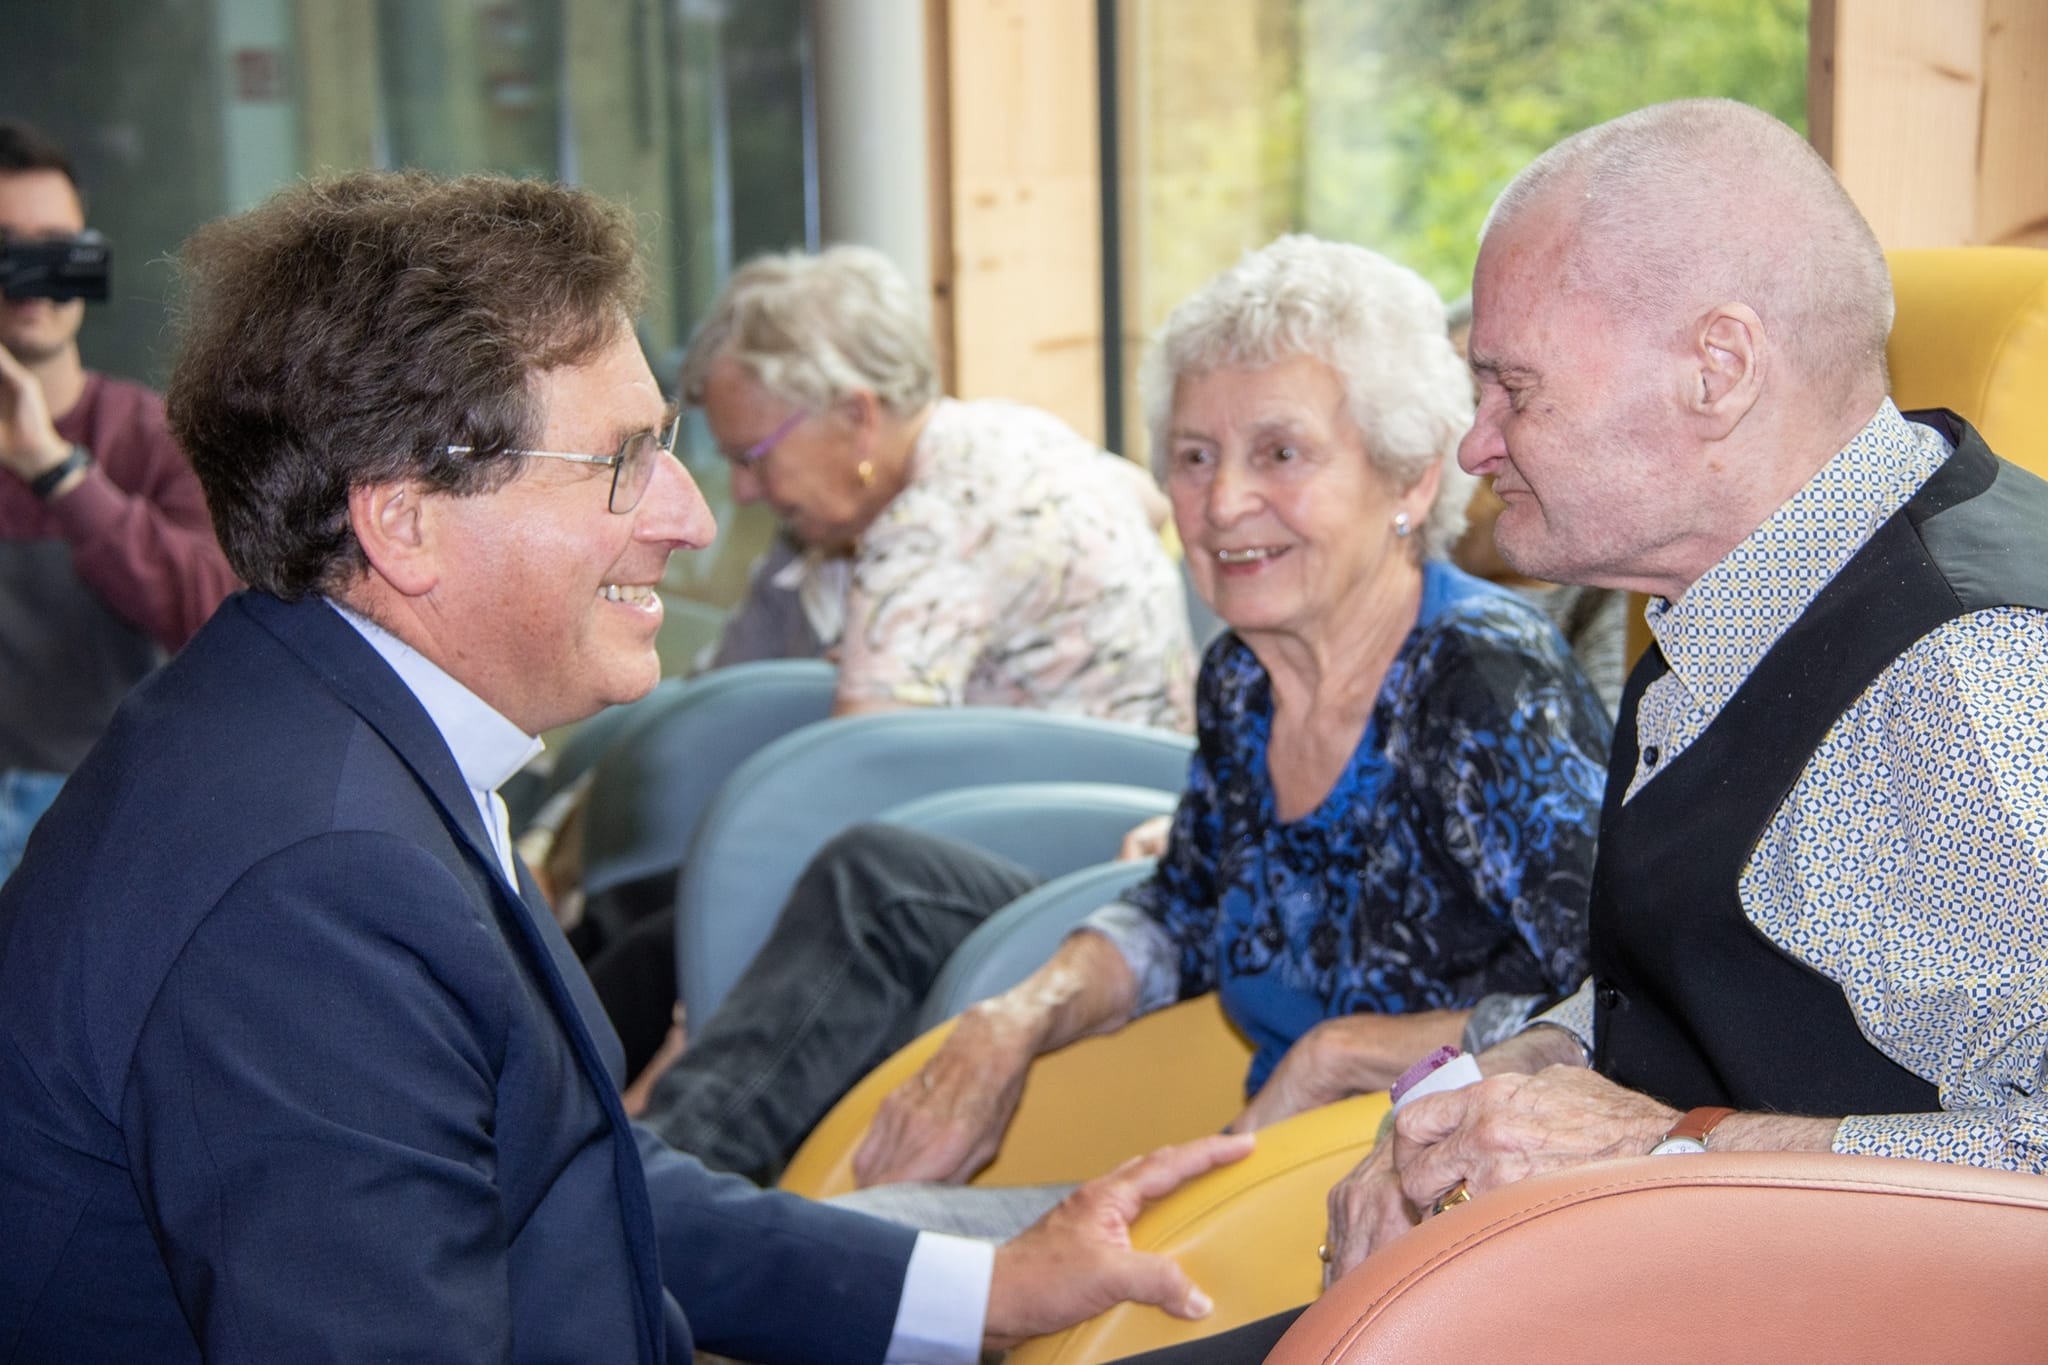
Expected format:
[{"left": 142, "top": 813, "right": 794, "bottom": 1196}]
[
  {"left": 1597, "top": 985, "right": 1624, "bottom": 1010},
  {"left": 1642, "top": 745, "right": 1661, "bottom": 767}
]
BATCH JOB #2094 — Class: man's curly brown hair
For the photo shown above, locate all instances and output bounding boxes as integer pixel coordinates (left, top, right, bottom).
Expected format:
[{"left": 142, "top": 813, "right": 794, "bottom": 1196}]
[{"left": 166, "top": 170, "right": 646, "bottom": 600}]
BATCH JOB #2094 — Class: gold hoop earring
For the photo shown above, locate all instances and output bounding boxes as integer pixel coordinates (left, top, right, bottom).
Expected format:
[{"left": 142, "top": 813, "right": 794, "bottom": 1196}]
[{"left": 856, "top": 459, "right": 876, "bottom": 489}]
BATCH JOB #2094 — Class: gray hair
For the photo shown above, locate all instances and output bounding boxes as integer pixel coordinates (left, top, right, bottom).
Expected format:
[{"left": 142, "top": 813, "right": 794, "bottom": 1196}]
[
  {"left": 1485, "top": 99, "right": 1892, "bottom": 399},
  {"left": 679, "top": 244, "right": 941, "bottom": 416},
  {"left": 1140, "top": 234, "right": 1475, "bottom": 558}
]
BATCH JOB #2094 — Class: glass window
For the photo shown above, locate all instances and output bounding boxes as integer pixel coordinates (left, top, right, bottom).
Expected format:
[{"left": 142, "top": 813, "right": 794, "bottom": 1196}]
[
  {"left": 3, "top": 0, "right": 816, "bottom": 669},
  {"left": 1115, "top": 0, "right": 1808, "bottom": 456}
]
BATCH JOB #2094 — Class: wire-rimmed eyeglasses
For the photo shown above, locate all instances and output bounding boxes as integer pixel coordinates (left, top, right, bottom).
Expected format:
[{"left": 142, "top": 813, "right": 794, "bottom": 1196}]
[{"left": 447, "top": 411, "right": 682, "bottom": 514}]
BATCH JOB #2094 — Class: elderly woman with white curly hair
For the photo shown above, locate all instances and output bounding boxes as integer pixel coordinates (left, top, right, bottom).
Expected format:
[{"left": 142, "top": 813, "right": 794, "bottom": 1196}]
[
  {"left": 641, "top": 236, "right": 1609, "bottom": 1194},
  {"left": 685, "top": 244, "right": 1192, "bottom": 726}
]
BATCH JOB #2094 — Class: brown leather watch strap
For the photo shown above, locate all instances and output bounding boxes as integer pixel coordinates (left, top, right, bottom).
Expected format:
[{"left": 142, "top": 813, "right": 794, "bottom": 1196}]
[{"left": 1664, "top": 1105, "right": 1738, "bottom": 1147}]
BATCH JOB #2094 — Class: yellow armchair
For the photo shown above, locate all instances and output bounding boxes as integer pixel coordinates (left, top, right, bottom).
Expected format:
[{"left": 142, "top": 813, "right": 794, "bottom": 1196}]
[
  {"left": 1886, "top": 246, "right": 2048, "bottom": 478},
  {"left": 781, "top": 993, "right": 1252, "bottom": 1198},
  {"left": 1005, "top": 1094, "right": 1387, "bottom": 1365},
  {"left": 781, "top": 993, "right": 1391, "bottom": 1360}
]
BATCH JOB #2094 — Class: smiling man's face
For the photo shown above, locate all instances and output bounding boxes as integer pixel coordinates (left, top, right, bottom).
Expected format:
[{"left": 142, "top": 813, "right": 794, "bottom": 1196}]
[{"left": 420, "top": 330, "right": 717, "bottom": 734}]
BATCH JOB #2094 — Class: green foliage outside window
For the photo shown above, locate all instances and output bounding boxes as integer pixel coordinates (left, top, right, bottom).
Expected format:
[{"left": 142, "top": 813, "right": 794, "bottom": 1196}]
[{"left": 1297, "top": 0, "right": 1809, "bottom": 297}]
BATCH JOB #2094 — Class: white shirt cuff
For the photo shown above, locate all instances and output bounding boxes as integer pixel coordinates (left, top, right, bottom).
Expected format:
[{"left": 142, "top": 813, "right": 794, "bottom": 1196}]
[
  {"left": 884, "top": 1231, "right": 994, "bottom": 1364},
  {"left": 1531, "top": 978, "right": 1596, "bottom": 1058}
]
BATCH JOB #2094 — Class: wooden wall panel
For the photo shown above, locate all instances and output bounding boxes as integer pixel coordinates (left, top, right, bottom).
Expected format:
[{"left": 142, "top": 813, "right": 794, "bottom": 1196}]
[
  {"left": 1813, "top": 0, "right": 2048, "bottom": 250},
  {"left": 934, "top": 0, "right": 1105, "bottom": 444},
  {"left": 1979, "top": 0, "right": 2048, "bottom": 247}
]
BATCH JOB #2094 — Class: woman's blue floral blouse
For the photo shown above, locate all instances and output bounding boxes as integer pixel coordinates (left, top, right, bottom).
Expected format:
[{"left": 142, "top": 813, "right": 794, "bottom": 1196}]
[{"left": 1119, "top": 561, "right": 1611, "bottom": 1094}]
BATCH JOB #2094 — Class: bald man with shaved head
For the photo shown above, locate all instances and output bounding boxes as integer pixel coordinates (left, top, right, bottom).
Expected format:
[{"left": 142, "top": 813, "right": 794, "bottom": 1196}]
[
  {"left": 1105, "top": 99, "right": 2048, "bottom": 1364},
  {"left": 1322, "top": 93, "right": 2048, "bottom": 1264}
]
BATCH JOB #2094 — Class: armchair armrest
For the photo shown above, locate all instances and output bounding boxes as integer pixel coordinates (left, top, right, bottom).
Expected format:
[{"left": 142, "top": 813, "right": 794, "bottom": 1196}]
[
  {"left": 1270, "top": 1151, "right": 2048, "bottom": 1364},
  {"left": 781, "top": 994, "right": 1251, "bottom": 1198}
]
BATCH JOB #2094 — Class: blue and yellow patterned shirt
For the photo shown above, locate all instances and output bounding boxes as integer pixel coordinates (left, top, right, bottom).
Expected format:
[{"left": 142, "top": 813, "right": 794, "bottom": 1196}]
[{"left": 1544, "top": 401, "right": 2048, "bottom": 1171}]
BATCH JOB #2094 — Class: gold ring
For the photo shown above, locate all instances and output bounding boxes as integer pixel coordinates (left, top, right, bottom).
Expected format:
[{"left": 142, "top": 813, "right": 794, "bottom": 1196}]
[
  {"left": 1429, "top": 1180, "right": 1472, "bottom": 1216},
  {"left": 1316, "top": 1243, "right": 1331, "bottom": 1264}
]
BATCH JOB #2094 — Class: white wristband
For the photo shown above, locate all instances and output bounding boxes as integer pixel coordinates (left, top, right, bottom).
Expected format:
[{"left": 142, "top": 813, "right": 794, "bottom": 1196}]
[{"left": 1391, "top": 1052, "right": 1483, "bottom": 1112}]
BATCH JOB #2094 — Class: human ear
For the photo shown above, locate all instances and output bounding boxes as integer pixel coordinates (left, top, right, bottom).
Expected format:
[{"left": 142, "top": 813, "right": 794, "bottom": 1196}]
[
  {"left": 1691, "top": 304, "right": 1764, "bottom": 438},
  {"left": 836, "top": 389, "right": 883, "bottom": 446},
  {"left": 348, "top": 480, "right": 439, "bottom": 597},
  {"left": 1399, "top": 459, "right": 1444, "bottom": 542}
]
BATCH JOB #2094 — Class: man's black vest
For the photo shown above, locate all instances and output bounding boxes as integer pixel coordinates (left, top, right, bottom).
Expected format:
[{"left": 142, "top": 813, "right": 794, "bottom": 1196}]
[{"left": 1590, "top": 411, "right": 2048, "bottom": 1114}]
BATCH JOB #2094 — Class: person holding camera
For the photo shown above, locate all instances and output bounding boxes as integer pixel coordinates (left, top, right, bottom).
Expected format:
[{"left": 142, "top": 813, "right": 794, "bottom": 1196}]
[{"left": 0, "top": 119, "right": 235, "bottom": 879}]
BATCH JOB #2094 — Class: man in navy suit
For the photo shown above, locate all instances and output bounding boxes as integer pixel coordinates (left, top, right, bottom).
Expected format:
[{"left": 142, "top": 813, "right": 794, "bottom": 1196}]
[{"left": 0, "top": 170, "right": 1246, "bottom": 1363}]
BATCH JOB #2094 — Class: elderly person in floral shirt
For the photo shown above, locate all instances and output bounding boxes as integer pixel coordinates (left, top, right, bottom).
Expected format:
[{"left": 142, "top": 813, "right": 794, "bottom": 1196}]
[{"left": 689, "top": 243, "right": 1193, "bottom": 730}]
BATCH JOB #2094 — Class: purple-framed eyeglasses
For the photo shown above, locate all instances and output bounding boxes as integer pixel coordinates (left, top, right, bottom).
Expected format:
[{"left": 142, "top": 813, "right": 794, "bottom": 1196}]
[{"left": 725, "top": 409, "right": 809, "bottom": 470}]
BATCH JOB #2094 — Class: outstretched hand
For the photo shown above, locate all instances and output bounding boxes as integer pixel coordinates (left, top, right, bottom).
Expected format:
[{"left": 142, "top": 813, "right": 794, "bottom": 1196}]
[
  {"left": 983, "top": 1131, "right": 1256, "bottom": 1349},
  {"left": 852, "top": 1013, "right": 1035, "bottom": 1187}
]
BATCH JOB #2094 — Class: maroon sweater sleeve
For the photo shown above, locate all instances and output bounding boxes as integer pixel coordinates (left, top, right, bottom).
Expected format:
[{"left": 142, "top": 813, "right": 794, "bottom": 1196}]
[{"left": 49, "top": 373, "right": 238, "bottom": 652}]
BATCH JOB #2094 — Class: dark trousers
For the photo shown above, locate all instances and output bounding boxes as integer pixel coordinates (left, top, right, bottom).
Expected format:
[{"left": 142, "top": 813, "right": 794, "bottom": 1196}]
[
  {"left": 638, "top": 822, "right": 1040, "bottom": 1179},
  {"left": 1111, "top": 1307, "right": 1305, "bottom": 1363}
]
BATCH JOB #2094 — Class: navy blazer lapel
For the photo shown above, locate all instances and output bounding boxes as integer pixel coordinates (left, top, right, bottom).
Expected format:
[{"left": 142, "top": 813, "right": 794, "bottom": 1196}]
[
  {"left": 238, "top": 592, "right": 670, "bottom": 1361},
  {"left": 238, "top": 592, "right": 502, "bottom": 866}
]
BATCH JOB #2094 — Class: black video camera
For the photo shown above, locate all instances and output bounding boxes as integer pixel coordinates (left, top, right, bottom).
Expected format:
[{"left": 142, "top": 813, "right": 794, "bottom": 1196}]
[{"left": 0, "top": 230, "right": 110, "bottom": 303}]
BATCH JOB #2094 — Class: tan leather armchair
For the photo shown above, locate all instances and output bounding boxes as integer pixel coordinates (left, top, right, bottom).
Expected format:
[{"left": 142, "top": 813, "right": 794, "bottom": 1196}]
[{"left": 1268, "top": 1151, "right": 2048, "bottom": 1364}]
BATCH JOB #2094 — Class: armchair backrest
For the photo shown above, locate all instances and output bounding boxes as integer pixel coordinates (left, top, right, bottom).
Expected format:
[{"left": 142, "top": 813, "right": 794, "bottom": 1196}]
[
  {"left": 1887, "top": 246, "right": 2048, "bottom": 478},
  {"left": 578, "top": 659, "right": 837, "bottom": 899},
  {"left": 876, "top": 782, "right": 1174, "bottom": 886},
  {"left": 917, "top": 857, "right": 1159, "bottom": 1029},
  {"left": 673, "top": 709, "right": 1194, "bottom": 1022},
  {"left": 1268, "top": 1152, "right": 2048, "bottom": 1364}
]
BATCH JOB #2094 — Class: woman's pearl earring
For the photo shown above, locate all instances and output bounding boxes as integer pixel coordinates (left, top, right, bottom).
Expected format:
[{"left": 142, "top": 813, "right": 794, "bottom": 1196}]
[{"left": 1393, "top": 511, "right": 1413, "bottom": 538}]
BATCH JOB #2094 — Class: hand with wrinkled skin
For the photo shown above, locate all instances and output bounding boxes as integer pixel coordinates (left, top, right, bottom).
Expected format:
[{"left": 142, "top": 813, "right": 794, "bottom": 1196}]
[
  {"left": 1318, "top": 1022, "right": 1594, "bottom": 1283},
  {"left": 852, "top": 1005, "right": 1038, "bottom": 1186},
  {"left": 1224, "top": 1009, "right": 1469, "bottom": 1135},
  {"left": 854, "top": 929, "right": 1139, "bottom": 1188},
  {"left": 1118, "top": 814, "right": 1172, "bottom": 863},
  {"left": 1320, "top": 1131, "right": 1407, "bottom": 1287},
  {"left": 984, "top": 1132, "right": 1255, "bottom": 1349},
  {"left": 1323, "top": 1064, "right": 1677, "bottom": 1281}
]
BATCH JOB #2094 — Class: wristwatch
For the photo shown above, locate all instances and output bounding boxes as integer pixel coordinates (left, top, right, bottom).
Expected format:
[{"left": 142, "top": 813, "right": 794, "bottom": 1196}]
[
  {"left": 29, "top": 443, "right": 91, "bottom": 500},
  {"left": 1649, "top": 1105, "right": 1736, "bottom": 1155}
]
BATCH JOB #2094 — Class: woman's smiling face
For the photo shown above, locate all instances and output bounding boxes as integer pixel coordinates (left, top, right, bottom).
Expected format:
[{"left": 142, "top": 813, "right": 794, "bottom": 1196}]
[{"left": 1166, "top": 353, "right": 1432, "bottom": 646}]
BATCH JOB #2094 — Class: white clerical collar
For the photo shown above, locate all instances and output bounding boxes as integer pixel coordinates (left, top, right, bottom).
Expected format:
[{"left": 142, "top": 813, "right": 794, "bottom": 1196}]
[{"left": 327, "top": 599, "right": 543, "bottom": 882}]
